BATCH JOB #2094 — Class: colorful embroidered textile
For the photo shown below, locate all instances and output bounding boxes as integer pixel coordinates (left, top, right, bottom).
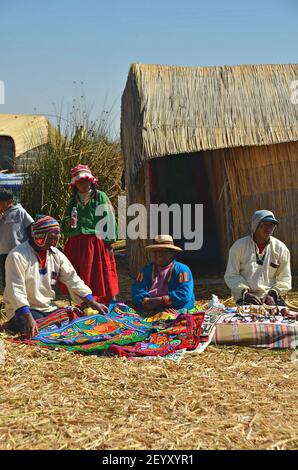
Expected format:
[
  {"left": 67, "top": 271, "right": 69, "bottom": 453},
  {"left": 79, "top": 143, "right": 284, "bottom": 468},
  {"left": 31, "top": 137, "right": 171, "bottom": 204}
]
[
  {"left": 14, "top": 303, "right": 204, "bottom": 359},
  {"left": 34, "top": 306, "right": 84, "bottom": 329},
  {"left": 110, "top": 308, "right": 203, "bottom": 358},
  {"left": 8, "top": 303, "right": 297, "bottom": 354}
]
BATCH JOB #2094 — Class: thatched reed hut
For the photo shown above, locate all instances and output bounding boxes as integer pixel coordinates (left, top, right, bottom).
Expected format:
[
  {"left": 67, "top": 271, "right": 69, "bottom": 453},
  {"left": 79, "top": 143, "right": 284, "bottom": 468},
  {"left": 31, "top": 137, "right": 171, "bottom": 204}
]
[
  {"left": 121, "top": 63, "right": 298, "bottom": 277},
  {"left": 0, "top": 114, "right": 57, "bottom": 171}
]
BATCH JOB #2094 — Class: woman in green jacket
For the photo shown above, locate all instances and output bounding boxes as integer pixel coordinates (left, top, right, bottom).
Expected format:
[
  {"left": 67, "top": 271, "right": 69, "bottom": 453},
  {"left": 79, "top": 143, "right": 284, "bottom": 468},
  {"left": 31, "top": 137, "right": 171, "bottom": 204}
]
[{"left": 61, "top": 164, "right": 119, "bottom": 303}]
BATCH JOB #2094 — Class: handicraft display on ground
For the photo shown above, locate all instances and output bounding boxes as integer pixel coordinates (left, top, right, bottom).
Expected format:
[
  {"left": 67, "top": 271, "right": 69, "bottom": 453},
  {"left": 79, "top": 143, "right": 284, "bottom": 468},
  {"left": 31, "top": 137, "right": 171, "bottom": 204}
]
[{"left": 6, "top": 302, "right": 298, "bottom": 358}]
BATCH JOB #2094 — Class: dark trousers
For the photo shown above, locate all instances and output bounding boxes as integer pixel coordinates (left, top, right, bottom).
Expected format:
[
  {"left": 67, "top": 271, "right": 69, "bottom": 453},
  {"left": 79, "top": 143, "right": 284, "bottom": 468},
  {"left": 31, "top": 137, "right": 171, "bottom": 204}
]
[
  {"left": 6, "top": 309, "right": 57, "bottom": 335},
  {"left": 0, "top": 254, "right": 7, "bottom": 294}
]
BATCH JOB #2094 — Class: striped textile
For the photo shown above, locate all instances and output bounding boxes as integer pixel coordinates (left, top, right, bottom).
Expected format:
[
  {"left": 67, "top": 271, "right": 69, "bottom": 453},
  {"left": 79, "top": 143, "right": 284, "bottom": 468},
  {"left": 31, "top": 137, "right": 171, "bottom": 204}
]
[
  {"left": 213, "top": 322, "right": 298, "bottom": 348},
  {"left": 35, "top": 306, "right": 84, "bottom": 330}
]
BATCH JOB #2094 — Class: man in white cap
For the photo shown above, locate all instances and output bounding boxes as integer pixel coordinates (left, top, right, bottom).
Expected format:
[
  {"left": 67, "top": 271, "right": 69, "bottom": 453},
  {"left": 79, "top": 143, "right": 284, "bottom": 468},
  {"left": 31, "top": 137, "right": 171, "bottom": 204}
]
[
  {"left": 132, "top": 235, "right": 195, "bottom": 311},
  {"left": 224, "top": 210, "right": 291, "bottom": 305}
]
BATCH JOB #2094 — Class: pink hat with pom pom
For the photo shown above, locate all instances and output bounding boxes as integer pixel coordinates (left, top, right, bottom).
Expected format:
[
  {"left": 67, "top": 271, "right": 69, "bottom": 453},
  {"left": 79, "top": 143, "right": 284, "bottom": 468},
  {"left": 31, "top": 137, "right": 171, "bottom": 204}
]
[{"left": 70, "top": 164, "right": 97, "bottom": 187}]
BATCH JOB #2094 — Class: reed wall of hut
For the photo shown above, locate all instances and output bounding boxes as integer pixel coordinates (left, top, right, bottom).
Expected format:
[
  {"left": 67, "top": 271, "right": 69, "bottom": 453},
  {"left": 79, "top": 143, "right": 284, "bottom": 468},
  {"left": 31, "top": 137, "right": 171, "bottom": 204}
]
[
  {"left": 121, "top": 63, "right": 298, "bottom": 277},
  {"left": 126, "top": 141, "right": 298, "bottom": 277}
]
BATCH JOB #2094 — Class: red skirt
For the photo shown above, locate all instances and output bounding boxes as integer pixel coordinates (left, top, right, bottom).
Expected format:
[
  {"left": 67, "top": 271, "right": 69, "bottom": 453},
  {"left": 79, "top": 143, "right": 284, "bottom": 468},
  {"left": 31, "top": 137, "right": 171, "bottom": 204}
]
[{"left": 60, "top": 234, "right": 119, "bottom": 303}]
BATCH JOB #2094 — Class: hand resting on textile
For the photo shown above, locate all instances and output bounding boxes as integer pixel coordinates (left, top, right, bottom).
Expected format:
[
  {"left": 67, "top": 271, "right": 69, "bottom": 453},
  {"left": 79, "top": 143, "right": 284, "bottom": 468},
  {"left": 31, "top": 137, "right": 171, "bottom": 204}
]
[
  {"left": 244, "top": 293, "right": 263, "bottom": 305},
  {"left": 280, "top": 308, "right": 298, "bottom": 319},
  {"left": 142, "top": 297, "right": 164, "bottom": 311},
  {"left": 261, "top": 294, "right": 276, "bottom": 305},
  {"left": 80, "top": 298, "right": 109, "bottom": 315},
  {"left": 24, "top": 314, "right": 40, "bottom": 339},
  {"left": 245, "top": 291, "right": 277, "bottom": 306}
]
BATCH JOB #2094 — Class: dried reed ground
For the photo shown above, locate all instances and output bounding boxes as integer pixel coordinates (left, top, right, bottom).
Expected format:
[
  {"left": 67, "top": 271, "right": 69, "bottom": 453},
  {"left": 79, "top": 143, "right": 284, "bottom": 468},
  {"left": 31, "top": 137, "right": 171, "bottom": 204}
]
[{"left": 0, "top": 258, "right": 297, "bottom": 450}]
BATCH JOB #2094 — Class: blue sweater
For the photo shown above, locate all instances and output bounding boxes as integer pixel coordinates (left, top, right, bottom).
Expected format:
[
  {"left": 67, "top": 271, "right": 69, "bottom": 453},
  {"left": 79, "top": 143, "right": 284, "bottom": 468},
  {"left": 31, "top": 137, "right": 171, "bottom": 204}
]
[{"left": 132, "top": 261, "right": 195, "bottom": 310}]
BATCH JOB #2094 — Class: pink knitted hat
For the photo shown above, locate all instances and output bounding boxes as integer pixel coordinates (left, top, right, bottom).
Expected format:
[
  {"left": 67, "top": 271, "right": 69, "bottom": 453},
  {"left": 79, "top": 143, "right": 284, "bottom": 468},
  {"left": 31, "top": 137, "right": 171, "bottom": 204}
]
[{"left": 70, "top": 164, "right": 97, "bottom": 187}]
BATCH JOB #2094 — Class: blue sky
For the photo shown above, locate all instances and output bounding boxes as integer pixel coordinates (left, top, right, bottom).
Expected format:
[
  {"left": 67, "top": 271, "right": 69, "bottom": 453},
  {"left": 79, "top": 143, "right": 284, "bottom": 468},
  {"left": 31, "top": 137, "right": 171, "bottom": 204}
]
[{"left": 1, "top": 0, "right": 297, "bottom": 136}]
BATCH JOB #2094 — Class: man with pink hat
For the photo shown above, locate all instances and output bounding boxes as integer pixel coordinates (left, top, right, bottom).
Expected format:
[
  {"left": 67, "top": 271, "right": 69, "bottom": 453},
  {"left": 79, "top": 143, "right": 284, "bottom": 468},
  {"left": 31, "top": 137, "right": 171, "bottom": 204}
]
[{"left": 132, "top": 234, "right": 195, "bottom": 312}]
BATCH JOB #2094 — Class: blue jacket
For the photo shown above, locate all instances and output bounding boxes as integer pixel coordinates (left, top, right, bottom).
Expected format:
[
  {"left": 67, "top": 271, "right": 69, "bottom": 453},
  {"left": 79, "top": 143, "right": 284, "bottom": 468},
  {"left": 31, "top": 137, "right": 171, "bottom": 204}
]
[{"left": 132, "top": 261, "right": 195, "bottom": 310}]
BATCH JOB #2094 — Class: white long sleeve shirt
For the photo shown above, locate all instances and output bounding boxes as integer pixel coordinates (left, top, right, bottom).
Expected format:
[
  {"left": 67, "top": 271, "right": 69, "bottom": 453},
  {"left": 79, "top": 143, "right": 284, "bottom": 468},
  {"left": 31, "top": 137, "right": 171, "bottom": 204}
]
[
  {"left": 3, "top": 241, "right": 92, "bottom": 320},
  {"left": 224, "top": 235, "right": 291, "bottom": 301}
]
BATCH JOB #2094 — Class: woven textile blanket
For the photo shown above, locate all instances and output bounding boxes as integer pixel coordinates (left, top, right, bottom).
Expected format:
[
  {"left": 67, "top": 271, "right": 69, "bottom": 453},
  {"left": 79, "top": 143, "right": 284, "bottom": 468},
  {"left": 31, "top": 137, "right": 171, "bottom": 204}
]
[
  {"left": 212, "top": 309, "right": 298, "bottom": 349},
  {"left": 20, "top": 303, "right": 204, "bottom": 358}
]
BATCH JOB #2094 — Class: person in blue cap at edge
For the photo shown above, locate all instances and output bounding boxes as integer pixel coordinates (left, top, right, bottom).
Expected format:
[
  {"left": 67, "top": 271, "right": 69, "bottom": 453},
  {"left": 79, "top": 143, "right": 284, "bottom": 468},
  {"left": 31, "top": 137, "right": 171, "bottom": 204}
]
[
  {"left": 132, "top": 234, "right": 195, "bottom": 312},
  {"left": 0, "top": 187, "right": 34, "bottom": 294},
  {"left": 224, "top": 210, "right": 291, "bottom": 306}
]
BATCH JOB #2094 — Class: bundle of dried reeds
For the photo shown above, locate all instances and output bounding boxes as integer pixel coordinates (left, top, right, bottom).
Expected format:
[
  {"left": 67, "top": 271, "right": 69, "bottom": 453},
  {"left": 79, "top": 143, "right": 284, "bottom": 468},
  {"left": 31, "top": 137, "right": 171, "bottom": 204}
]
[
  {"left": 0, "top": 332, "right": 297, "bottom": 450},
  {"left": 0, "top": 262, "right": 298, "bottom": 450}
]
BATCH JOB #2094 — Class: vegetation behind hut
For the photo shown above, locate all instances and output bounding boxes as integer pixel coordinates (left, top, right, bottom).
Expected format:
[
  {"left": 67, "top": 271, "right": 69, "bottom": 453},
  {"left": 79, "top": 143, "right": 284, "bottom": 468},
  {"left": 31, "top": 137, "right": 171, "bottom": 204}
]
[{"left": 20, "top": 107, "right": 124, "bottom": 230}]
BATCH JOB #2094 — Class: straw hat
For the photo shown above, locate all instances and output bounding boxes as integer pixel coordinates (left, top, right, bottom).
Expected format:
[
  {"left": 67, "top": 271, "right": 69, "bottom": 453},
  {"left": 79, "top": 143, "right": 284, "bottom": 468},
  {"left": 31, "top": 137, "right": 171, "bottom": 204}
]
[{"left": 145, "top": 234, "right": 183, "bottom": 252}]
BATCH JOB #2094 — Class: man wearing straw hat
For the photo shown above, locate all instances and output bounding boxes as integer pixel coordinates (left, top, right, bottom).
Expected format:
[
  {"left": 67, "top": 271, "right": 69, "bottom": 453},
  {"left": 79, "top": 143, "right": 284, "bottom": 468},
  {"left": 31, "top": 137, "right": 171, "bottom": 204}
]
[
  {"left": 3, "top": 215, "right": 108, "bottom": 338},
  {"left": 132, "top": 234, "right": 195, "bottom": 311},
  {"left": 224, "top": 210, "right": 291, "bottom": 305}
]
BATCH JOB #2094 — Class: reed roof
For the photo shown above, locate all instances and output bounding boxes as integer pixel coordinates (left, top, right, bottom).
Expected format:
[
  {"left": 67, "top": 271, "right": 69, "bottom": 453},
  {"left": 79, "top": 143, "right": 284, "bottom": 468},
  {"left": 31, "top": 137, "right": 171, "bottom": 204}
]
[
  {"left": 121, "top": 63, "right": 298, "bottom": 185},
  {"left": 0, "top": 114, "right": 57, "bottom": 157}
]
